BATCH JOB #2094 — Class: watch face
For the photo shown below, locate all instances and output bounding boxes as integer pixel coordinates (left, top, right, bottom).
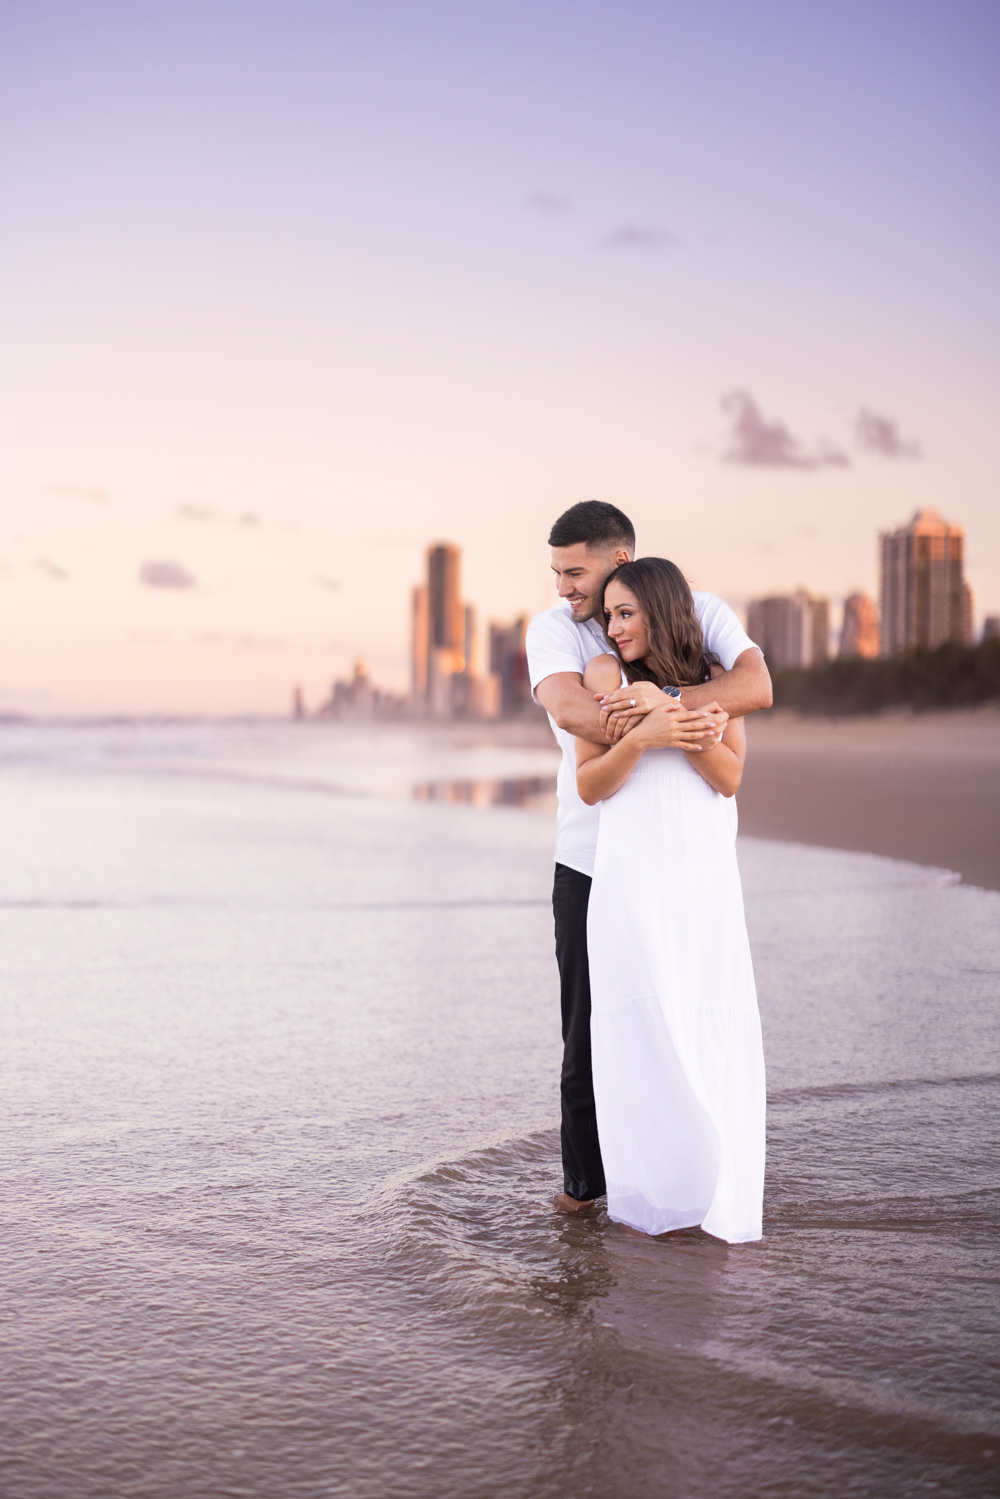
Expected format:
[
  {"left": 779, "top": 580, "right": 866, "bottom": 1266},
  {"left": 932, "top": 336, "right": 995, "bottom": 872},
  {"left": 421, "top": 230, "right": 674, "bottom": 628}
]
[{"left": 663, "top": 686, "right": 682, "bottom": 698}]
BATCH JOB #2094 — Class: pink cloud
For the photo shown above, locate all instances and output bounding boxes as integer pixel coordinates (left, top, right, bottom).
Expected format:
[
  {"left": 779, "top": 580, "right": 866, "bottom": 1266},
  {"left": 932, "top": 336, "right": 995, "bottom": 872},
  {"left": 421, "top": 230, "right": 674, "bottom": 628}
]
[{"left": 721, "top": 390, "right": 849, "bottom": 470}]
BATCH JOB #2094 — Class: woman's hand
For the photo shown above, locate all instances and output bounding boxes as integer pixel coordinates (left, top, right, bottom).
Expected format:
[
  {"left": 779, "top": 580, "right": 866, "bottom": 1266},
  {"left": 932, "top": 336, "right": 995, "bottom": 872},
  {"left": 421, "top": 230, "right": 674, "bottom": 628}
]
[
  {"left": 597, "top": 682, "right": 727, "bottom": 747},
  {"left": 596, "top": 681, "right": 671, "bottom": 741},
  {"left": 632, "top": 702, "right": 729, "bottom": 751}
]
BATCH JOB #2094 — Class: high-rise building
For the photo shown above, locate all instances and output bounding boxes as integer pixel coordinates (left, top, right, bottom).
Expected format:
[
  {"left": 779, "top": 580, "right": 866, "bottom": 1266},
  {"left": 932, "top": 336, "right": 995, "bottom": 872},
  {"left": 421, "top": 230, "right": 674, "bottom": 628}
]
[
  {"left": 411, "top": 543, "right": 501, "bottom": 717},
  {"left": 427, "top": 544, "right": 464, "bottom": 661},
  {"left": 747, "top": 591, "right": 829, "bottom": 672},
  {"left": 838, "top": 593, "right": 880, "bottom": 659},
  {"left": 411, "top": 585, "right": 428, "bottom": 703},
  {"left": 489, "top": 617, "right": 532, "bottom": 714},
  {"left": 879, "top": 509, "right": 970, "bottom": 656}
]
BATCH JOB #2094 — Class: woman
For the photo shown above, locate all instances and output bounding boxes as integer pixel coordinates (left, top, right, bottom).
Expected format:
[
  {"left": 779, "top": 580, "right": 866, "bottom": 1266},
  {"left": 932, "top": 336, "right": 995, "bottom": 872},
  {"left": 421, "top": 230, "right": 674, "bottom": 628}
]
[{"left": 576, "top": 557, "right": 765, "bottom": 1243}]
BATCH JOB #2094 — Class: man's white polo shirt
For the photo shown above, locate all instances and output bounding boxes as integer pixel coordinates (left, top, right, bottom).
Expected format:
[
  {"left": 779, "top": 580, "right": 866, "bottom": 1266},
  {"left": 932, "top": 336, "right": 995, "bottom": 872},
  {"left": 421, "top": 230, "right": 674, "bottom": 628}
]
[{"left": 525, "top": 596, "right": 756, "bottom": 877}]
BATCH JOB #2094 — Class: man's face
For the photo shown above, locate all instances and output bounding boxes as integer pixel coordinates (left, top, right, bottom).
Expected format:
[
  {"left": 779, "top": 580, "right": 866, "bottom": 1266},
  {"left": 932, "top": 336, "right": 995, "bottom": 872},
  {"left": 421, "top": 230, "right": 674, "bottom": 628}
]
[{"left": 550, "top": 542, "right": 631, "bottom": 623}]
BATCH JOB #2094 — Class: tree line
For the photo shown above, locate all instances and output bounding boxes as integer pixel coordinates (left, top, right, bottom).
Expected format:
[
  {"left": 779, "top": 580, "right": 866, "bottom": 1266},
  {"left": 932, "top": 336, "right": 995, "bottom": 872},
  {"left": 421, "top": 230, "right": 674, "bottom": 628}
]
[{"left": 768, "top": 638, "right": 1000, "bottom": 715}]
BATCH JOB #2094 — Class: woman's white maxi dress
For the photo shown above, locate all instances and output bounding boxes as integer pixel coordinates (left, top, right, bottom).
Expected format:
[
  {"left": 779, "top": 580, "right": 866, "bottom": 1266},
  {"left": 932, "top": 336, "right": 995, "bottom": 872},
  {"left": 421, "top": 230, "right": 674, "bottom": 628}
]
[{"left": 587, "top": 740, "right": 766, "bottom": 1243}]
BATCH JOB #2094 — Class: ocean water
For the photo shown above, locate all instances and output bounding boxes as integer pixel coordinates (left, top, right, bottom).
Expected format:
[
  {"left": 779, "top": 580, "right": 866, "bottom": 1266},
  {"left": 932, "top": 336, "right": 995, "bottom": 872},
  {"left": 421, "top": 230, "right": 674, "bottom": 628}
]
[{"left": 1, "top": 719, "right": 998, "bottom": 1499}]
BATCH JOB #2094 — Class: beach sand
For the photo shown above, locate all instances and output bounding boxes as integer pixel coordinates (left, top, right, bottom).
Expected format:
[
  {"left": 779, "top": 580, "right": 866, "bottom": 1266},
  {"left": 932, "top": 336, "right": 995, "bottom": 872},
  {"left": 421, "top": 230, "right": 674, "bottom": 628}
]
[
  {"left": 739, "top": 706, "right": 1000, "bottom": 891},
  {"left": 497, "top": 703, "right": 1000, "bottom": 892}
]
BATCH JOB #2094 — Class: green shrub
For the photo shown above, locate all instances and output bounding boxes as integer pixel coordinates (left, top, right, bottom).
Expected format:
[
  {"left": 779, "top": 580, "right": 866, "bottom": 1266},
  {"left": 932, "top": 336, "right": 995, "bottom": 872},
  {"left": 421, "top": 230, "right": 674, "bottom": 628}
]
[{"left": 770, "top": 639, "right": 1000, "bottom": 715}]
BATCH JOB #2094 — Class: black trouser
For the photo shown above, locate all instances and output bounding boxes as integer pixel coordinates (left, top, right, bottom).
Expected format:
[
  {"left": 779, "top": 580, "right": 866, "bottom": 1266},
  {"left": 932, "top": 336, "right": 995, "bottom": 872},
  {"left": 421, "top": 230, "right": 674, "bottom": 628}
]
[{"left": 552, "top": 862, "right": 606, "bottom": 1201}]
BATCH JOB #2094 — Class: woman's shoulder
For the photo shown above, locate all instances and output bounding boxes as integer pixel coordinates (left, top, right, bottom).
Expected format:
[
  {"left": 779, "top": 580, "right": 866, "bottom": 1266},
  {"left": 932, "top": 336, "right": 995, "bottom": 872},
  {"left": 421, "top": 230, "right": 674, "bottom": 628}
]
[{"left": 583, "top": 652, "right": 623, "bottom": 692}]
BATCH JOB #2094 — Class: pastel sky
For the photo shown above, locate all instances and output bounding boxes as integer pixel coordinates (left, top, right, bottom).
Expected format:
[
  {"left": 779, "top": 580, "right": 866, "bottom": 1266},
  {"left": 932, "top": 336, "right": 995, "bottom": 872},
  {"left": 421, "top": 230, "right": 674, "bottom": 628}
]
[{"left": 2, "top": 0, "right": 998, "bottom": 714}]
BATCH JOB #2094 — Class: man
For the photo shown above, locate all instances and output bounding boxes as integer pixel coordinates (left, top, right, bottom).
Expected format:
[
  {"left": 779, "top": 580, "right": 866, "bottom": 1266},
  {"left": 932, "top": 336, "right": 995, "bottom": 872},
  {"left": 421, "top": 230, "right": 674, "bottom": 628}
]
[{"left": 525, "top": 501, "right": 772, "bottom": 1212}]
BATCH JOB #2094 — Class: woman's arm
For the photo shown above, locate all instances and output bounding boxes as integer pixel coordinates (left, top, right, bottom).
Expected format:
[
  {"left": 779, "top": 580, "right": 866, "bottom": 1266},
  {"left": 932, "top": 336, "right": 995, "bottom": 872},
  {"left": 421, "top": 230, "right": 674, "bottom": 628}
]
[
  {"left": 576, "top": 655, "right": 647, "bottom": 804},
  {"left": 579, "top": 655, "right": 719, "bottom": 802},
  {"left": 576, "top": 721, "right": 648, "bottom": 805},
  {"left": 683, "top": 667, "right": 746, "bottom": 796}
]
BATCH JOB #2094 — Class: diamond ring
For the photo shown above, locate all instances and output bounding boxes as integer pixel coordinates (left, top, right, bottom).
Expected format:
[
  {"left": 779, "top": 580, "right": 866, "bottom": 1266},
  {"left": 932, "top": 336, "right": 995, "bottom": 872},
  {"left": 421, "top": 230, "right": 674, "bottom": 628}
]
[{"left": 629, "top": 697, "right": 636, "bottom": 708}]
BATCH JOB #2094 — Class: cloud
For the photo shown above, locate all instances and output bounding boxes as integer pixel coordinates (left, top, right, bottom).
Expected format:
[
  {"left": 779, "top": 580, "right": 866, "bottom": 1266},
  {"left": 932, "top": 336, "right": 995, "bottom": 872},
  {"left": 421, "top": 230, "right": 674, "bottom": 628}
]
[
  {"left": 602, "top": 223, "right": 675, "bottom": 251},
  {"left": 192, "top": 631, "right": 287, "bottom": 652},
  {"left": 528, "top": 190, "right": 571, "bottom": 213},
  {"left": 720, "top": 390, "right": 850, "bottom": 470},
  {"left": 36, "top": 557, "right": 69, "bottom": 580},
  {"left": 45, "top": 482, "right": 113, "bottom": 504},
  {"left": 176, "top": 503, "right": 262, "bottom": 526},
  {"left": 313, "top": 575, "right": 341, "bottom": 591},
  {"left": 139, "top": 559, "right": 196, "bottom": 589},
  {"left": 855, "top": 408, "right": 922, "bottom": 459}
]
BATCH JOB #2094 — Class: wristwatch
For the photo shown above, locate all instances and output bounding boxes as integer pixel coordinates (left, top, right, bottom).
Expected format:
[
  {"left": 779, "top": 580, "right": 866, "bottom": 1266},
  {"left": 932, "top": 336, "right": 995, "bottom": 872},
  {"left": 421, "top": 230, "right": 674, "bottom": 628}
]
[{"left": 662, "top": 686, "right": 682, "bottom": 699}]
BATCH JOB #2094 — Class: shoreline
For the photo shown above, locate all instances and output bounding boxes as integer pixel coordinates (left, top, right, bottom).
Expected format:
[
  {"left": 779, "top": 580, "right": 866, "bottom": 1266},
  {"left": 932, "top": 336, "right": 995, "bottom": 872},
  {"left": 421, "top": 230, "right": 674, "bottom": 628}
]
[
  {"left": 4, "top": 707, "right": 998, "bottom": 891},
  {"left": 739, "top": 706, "right": 1000, "bottom": 891},
  {"left": 480, "top": 704, "right": 1000, "bottom": 892}
]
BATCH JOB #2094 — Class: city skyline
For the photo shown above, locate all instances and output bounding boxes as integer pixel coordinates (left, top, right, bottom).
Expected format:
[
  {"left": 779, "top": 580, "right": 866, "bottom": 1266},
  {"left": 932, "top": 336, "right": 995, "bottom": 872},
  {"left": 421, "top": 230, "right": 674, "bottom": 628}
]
[
  {"left": 327, "top": 505, "right": 980, "bottom": 717},
  {"left": 1, "top": 3, "right": 997, "bottom": 714}
]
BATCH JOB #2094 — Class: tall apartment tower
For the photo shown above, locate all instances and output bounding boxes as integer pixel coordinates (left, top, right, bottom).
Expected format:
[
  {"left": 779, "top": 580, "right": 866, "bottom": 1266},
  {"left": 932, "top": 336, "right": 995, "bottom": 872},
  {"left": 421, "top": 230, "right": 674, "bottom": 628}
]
[
  {"left": 838, "top": 593, "right": 880, "bottom": 659},
  {"left": 879, "top": 509, "right": 971, "bottom": 656},
  {"left": 427, "top": 544, "right": 465, "bottom": 662},
  {"left": 746, "top": 591, "right": 829, "bottom": 673},
  {"left": 411, "top": 585, "right": 429, "bottom": 704}
]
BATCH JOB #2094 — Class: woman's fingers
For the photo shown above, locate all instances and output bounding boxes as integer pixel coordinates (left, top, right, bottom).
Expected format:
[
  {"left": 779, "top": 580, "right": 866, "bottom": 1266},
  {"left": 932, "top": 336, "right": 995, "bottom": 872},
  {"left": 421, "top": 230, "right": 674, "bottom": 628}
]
[
  {"left": 641, "top": 707, "right": 719, "bottom": 750},
  {"left": 601, "top": 704, "right": 650, "bottom": 737},
  {"left": 600, "top": 682, "right": 662, "bottom": 712}
]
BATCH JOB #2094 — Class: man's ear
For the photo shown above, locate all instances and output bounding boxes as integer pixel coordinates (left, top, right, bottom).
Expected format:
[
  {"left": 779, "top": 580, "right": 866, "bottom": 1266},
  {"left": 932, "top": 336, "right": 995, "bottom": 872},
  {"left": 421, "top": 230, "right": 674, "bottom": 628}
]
[{"left": 613, "top": 548, "right": 630, "bottom": 567}]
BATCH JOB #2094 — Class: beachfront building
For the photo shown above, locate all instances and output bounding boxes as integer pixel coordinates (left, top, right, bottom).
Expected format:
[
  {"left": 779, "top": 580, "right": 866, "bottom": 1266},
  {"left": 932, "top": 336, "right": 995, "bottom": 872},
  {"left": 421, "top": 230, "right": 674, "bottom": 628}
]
[
  {"left": 410, "top": 542, "right": 502, "bottom": 718},
  {"left": 409, "top": 542, "right": 464, "bottom": 717},
  {"left": 489, "top": 617, "right": 532, "bottom": 715},
  {"left": 879, "top": 508, "right": 973, "bottom": 656},
  {"left": 839, "top": 593, "right": 880, "bottom": 659},
  {"left": 319, "top": 661, "right": 405, "bottom": 721},
  {"left": 747, "top": 590, "right": 830, "bottom": 673}
]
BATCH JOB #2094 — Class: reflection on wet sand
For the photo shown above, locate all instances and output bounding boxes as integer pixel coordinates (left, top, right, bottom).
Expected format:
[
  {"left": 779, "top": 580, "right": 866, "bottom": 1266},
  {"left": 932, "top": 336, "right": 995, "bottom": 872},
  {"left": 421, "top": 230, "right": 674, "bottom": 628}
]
[{"left": 412, "top": 775, "right": 557, "bottom": 811}]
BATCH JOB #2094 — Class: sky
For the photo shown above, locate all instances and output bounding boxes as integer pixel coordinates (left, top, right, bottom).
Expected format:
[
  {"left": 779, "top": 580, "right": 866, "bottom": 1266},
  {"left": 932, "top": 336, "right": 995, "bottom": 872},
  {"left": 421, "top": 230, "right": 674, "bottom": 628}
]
[{"left": 1, "top": 0, "right": 998, "bottom": 714}]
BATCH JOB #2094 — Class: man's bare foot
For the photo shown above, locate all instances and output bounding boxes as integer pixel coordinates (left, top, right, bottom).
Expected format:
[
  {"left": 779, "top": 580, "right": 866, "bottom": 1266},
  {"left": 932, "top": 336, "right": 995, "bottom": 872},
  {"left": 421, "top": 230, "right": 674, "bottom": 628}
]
[{"left": 552, "top": 1193, "right": 596, "bottom": 1213}]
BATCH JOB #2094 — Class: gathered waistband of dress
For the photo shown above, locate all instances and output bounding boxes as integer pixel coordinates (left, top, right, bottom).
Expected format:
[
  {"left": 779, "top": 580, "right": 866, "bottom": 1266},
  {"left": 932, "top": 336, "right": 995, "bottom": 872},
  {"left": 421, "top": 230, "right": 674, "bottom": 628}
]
[{"left": 624, "top": 748, "right": 700, "bottom": 777}]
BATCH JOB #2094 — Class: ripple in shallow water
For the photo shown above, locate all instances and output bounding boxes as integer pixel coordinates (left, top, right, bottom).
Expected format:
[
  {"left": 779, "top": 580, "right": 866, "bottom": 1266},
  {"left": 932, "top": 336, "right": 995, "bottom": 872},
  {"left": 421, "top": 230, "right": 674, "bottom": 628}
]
[{"left": 0, "top": 722, "right": 998, "bottom": 1498}]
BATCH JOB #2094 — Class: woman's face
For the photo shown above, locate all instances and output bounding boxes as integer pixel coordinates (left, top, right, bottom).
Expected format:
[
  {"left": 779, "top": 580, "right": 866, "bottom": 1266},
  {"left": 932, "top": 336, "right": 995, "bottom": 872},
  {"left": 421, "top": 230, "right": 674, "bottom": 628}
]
[{"left": 604, "top": 581, "right": 649, "bottom": 662}]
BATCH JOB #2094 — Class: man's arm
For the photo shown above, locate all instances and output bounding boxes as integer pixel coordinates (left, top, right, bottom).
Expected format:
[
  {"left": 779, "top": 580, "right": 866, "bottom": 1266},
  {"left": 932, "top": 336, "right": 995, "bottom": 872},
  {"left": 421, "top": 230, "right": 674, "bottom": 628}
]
[
  {"left": 676, "top": 647, "right": 772, "bottom": 717},
  {"left": 535, "top": 672, "right": 617, "bottom": 745},
  {"left": 599, "top": 646, "right": 771, "bottom": 734},
  {"left": 537, "top": 671, "right": 721, "bottom": 749}
]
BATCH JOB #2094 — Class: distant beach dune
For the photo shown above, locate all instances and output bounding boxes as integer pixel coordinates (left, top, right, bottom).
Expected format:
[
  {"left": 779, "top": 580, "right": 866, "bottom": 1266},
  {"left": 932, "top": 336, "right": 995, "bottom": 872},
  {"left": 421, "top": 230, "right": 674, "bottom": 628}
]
[{"left": 738, "top": 706, "right": 1000, "bottom": 892}]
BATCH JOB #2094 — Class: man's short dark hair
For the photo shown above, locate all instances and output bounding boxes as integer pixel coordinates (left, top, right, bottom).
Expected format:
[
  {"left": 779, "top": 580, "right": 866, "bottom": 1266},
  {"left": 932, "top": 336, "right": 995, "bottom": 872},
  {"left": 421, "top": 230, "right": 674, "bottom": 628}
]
[{"left": 547, "top": 500, "right": 635, "bottom": 553}]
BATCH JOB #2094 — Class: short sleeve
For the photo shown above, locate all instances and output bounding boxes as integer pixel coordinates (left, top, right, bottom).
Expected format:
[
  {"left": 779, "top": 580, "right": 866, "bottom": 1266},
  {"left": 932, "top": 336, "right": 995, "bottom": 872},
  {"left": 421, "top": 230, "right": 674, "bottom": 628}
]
[
  {"left": 526, "top": 607, "right": 588, "bottom": 694},
  {"left": 693, "top": 593, "right": 758, "bottom": 672}
]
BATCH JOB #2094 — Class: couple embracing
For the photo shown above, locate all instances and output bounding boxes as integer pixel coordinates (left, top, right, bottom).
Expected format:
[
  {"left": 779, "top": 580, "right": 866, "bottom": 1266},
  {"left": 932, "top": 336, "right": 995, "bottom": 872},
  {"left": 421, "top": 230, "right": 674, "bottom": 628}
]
[{"left": 525, "top": 501, "right": 773, "bottom": 1244}]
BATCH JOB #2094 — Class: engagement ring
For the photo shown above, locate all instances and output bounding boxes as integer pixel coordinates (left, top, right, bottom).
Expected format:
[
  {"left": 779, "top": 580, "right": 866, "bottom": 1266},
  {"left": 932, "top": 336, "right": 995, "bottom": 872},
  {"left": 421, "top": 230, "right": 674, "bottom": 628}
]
[{"left": 629, "top": 698, "right": 636, "bottom": 708}]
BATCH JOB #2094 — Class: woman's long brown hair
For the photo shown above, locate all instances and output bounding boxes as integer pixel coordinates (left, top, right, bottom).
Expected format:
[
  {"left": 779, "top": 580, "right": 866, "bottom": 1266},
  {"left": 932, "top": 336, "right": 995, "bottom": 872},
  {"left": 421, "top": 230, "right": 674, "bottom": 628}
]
[{"left": 600, "top": 557, "right": 718, "bottom": 687}]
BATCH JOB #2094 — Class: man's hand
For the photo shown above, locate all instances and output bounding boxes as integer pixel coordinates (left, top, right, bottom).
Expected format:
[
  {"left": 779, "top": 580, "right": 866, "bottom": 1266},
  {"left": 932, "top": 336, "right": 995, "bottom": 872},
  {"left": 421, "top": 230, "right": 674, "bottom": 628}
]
[
  {"left": 642, "top": 701, "right": 727, "bottom": 751},
  {"left": 597, "top": 681, "right": 665, "bottom": 738},
  {"left": 596, "top": 684, "right": 727, "bottom": 748},
  {"left": 630, "top": 701, "right": 728, "bottom": 751},
  {"left": 598, "top": 681, "right": 672, "bottom": 741}
]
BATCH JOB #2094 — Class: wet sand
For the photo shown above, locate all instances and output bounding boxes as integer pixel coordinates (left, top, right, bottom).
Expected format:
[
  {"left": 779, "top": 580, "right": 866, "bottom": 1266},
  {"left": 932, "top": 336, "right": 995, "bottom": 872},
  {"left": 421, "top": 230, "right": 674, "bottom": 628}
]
[
  {"left": 738, "top": 708, "right": 1000, "bottom": 891},
  {"left": 497, "top": 703, "right": 1000, "bottom": 891}
]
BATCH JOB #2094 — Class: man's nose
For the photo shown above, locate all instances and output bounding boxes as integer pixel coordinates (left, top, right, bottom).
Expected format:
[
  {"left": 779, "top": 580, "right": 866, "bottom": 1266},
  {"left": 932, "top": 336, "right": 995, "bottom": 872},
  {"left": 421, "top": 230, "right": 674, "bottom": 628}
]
[{"left": 556, "top": 576, "right": 574, "bottom": 595}]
